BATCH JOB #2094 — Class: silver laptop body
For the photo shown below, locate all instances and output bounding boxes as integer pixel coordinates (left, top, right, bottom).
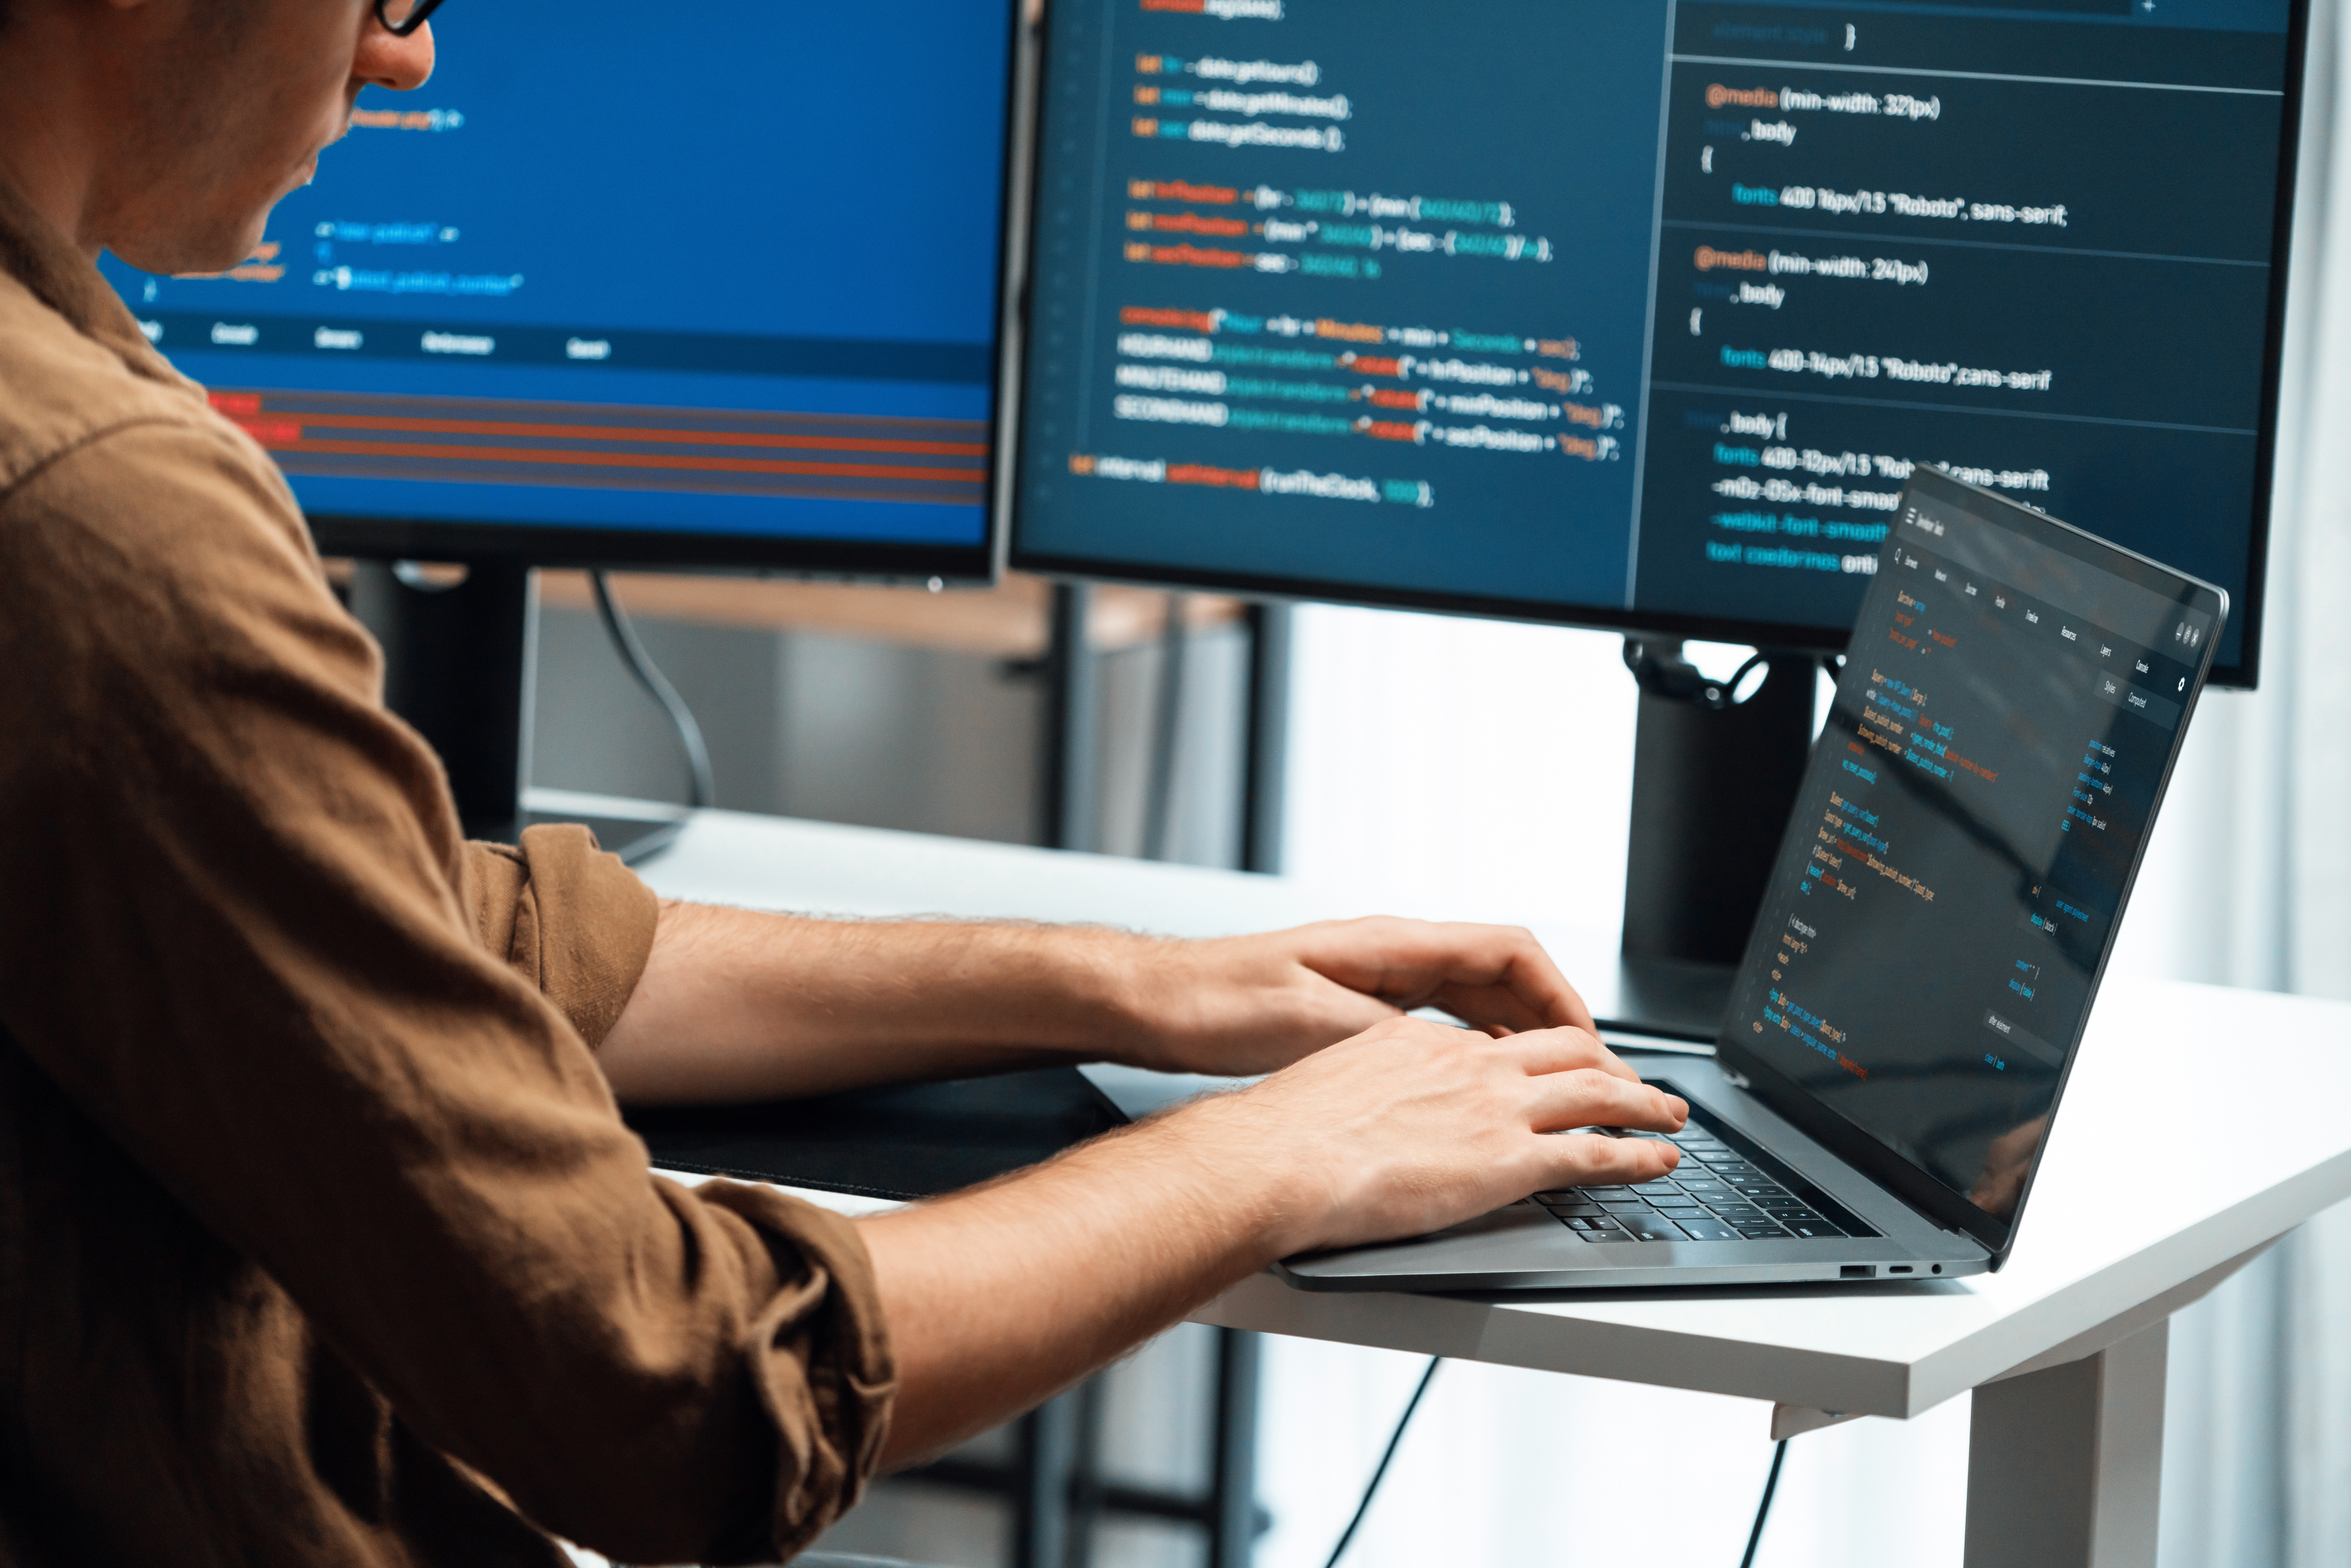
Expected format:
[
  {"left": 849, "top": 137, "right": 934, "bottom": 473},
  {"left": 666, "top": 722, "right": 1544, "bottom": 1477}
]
[{"left": 1281, "top": 465, "right": 2229, "bottom": 1292}]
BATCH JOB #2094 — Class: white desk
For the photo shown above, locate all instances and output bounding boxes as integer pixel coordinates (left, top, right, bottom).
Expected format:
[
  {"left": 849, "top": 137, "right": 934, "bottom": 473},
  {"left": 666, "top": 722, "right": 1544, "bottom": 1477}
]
[{"left": 590, "top": 791, "right": 2351, "bottom": 1568}]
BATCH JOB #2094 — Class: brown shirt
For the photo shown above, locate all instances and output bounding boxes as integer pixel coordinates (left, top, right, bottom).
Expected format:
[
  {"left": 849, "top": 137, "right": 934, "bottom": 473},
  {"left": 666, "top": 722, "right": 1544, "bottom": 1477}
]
[{"left": 0, "top": 183, "right": 892, "bottom": 1566}]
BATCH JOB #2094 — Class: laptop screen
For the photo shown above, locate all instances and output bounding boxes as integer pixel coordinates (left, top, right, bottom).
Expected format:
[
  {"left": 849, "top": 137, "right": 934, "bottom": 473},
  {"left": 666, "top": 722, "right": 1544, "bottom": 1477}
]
[{"left": 1717, "top": 465, "right": 2226, "bottom": 1251}]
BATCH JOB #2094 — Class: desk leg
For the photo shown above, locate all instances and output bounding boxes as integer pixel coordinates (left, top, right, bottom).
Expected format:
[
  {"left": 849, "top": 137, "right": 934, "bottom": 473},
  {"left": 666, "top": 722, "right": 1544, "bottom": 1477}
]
[{"left": 1964, "top": 1319, "right": 2168, "bottom": 1568}]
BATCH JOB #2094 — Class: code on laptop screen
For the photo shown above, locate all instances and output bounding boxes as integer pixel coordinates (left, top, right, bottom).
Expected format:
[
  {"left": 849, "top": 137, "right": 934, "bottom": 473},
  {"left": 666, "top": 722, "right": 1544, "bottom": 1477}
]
[{"left": 1722, "top": 468, "right": 2222, "bottom": 1225}]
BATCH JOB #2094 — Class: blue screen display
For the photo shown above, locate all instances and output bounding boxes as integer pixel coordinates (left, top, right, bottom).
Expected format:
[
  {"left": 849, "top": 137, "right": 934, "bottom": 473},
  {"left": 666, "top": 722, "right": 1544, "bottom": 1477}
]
[
  {"left": 100, "top": 2, "right": 1018, "bottom": 561},
  {"left": 1011, "top": 0, "right": 2295, "bottom": 676}
]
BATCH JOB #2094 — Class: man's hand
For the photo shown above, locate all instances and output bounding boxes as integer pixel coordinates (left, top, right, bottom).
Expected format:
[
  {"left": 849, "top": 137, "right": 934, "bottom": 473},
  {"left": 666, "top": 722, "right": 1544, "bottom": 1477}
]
[
  {"left": 1196, "top": 1015, "right": 1685, "bottom": 1253},
  {"left": 859, "top": 1014, "right": 1685, "bottom": 1461},
  {"left": 1127, "top": 917, "right": 1596, "bottom": 1078}
]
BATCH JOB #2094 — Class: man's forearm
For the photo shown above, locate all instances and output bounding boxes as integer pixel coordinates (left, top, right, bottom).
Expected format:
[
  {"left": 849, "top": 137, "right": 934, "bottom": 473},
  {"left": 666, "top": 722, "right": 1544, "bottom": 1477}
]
[
  {"left": 597, "top": 905, "right": 1624, "bottom": 1107},
  {"left": 595, "top": 901, "right": 1166, "bottom": 1104},
  {"left": 855, "top": 1097, "right": 1291, "bottom": 1466}
]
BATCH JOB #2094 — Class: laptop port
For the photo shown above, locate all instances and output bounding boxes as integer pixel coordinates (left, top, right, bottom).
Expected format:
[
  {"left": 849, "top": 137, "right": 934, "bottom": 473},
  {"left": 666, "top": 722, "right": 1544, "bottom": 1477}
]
[
  {"left": 1840, "top": 1264, "right": 1877, "bottom": 1279},
  {"left": 1890, "top": 1265, "right": 1913, "bottom": 1274}
]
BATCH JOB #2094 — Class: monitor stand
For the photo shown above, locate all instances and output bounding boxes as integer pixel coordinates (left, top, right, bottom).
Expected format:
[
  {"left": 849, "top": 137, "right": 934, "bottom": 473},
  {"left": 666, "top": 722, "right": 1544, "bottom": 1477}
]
[
  {"left": 1607, "top": 641, "right": 1818, "bottom": 1042},
  {"left": 346, "top": 560, "right": 686, "bottom": 865}
]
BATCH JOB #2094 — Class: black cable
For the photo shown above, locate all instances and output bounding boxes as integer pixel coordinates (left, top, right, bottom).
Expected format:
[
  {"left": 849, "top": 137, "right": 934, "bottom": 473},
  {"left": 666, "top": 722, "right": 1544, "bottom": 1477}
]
[
  {"left": 1722, "top": 649, "right": 1772, "bottom": 705},
  {"left": 1739, "top": 1439, "right": 1790, "bottom": 1568},
  {"left": 1621, "top": 637, "right": 1774, "bottom": 712},
  {"left": 1322, "top": 1357, "right": 1441, "bottom": 1568},
  {"left": 589, "top": 570, "right": 714, "bottom": 811}
]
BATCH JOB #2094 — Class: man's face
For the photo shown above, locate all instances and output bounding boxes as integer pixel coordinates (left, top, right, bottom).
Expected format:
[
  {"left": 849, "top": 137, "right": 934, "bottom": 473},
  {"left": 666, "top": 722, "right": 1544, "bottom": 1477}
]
[{"left": 95, "top": 0, "right": 434, "bottom": 275}]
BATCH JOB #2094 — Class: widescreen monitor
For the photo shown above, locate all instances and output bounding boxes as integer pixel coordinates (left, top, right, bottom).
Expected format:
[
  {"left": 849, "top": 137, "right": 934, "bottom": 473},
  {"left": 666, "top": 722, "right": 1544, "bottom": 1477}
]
[
  {"left": 103, "top": 0, "right": 1025, "bottom": 581},
  {"left": 1009, "top": 0, "right": 2302, "bottom": 684}
]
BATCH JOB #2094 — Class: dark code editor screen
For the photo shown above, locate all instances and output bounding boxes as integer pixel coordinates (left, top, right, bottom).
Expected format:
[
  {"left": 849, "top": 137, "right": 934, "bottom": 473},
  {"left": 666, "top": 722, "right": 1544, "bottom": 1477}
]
[{"left": 1014, "top": 0, "right": 2291, "bottom": 671}]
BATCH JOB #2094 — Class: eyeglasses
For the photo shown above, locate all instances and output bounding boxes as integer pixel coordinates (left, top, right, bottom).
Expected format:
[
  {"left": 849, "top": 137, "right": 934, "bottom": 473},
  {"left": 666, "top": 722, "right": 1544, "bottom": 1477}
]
[{"left": 374, "top": 0, "right": 447, "bottom": 36}]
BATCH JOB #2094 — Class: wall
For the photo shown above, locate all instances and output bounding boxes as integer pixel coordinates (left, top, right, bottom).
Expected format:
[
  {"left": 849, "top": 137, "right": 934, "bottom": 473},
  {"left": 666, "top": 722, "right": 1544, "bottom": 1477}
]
[{"left": 527, "top": 593, "right": 1250, "bottom": 871}]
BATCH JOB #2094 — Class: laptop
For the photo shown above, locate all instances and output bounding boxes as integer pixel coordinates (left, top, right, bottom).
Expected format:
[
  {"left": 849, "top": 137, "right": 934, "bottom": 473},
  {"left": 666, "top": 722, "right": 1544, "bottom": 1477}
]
[{"left": 1281, "top": 464, "right": 2228, "bottom": 1291}]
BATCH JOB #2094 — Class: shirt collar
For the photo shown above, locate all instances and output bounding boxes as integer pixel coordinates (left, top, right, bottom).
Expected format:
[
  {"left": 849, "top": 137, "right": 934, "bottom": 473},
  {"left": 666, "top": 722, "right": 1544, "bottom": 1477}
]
[{"left": 0, "top": 176, "right": 203, "bottom": 394}]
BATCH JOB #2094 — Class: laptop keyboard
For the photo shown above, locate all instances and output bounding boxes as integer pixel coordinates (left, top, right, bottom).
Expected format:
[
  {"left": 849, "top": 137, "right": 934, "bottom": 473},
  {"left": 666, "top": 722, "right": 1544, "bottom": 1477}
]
[{"left": 1533, "top": 1126, "right": 1863, "bottom": 1243}]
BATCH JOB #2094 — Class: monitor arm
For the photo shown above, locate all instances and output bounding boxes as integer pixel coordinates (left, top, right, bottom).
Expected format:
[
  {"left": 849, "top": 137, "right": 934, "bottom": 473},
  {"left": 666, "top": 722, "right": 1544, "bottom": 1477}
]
[
  {"left": 1611, "top": 637, "right": 1821, "bottom": 1037},
  {"left": 1620, "top": 638, "right": 1774, "bottom": 712}
]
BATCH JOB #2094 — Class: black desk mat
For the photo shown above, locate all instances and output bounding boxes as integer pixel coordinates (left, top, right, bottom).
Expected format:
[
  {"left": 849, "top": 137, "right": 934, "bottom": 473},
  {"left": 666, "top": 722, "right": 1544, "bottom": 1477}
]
[{"left": 624, "top": 1066, "right": 1130, "bottom": 1202}]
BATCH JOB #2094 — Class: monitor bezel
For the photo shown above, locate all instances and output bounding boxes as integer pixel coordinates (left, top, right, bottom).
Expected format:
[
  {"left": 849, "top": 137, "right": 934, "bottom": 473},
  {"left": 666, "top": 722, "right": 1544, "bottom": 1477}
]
[
  {"left": 1003, "top": 0, "right": 2310, "bottom": 688},
  {"left": 299, "top": 0, "right": 1037, "bottom": 585},
  {"left": 1713, "top": 464, "right": 2230, "bottom": 1264}
]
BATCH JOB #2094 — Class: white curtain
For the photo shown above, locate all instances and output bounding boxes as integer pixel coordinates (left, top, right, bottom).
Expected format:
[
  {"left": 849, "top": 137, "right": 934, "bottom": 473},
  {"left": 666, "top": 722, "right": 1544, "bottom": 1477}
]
[{"left": 2143, "top": 0, "right": 2351, "bottom": 1557}]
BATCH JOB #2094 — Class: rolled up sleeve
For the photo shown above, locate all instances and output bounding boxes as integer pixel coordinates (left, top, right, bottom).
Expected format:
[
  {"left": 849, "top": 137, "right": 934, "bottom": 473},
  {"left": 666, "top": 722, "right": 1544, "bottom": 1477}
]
[
  {"left": 0, "top": 420, "right": 895, "bottom": 1564},
  {"left": 461, "top": 828, "right": 661, "bottom": 1050}
]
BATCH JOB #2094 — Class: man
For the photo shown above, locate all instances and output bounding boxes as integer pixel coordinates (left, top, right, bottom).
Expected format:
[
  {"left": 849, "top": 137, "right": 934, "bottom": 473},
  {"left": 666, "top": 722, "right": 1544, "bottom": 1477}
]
[{"left": 0, "top": 2, "right": 1685, "bottom": 1564}]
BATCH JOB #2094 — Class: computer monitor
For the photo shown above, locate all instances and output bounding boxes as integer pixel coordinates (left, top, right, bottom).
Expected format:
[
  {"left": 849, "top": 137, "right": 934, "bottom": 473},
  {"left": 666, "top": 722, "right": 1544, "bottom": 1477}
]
[
  {"left": 1008, "top": 0, "right": 2302, "bottom": 688},
  {"left": 102, "top": 0, "right": 1026, "bottom": 583}
]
